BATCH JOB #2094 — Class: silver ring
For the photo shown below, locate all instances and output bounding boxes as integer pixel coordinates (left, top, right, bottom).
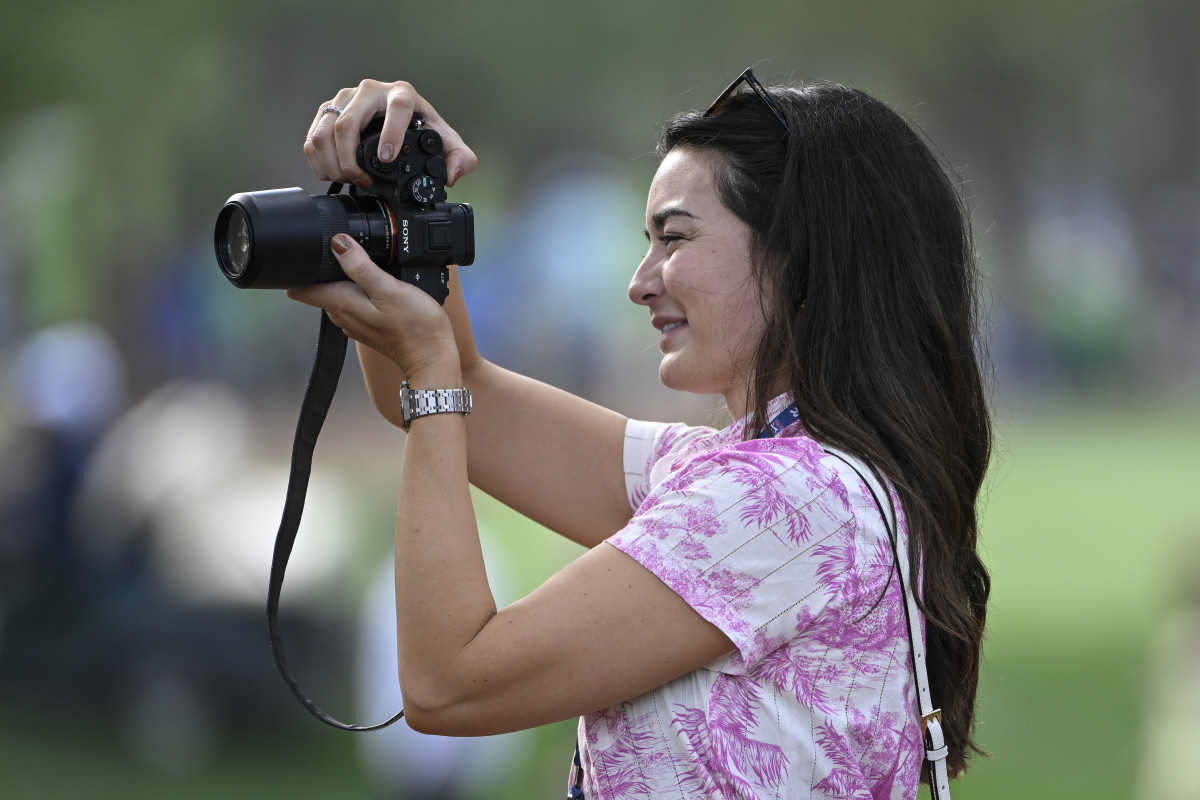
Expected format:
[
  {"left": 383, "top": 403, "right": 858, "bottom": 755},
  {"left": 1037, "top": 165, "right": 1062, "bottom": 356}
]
[{"left": 321, "top": 105, "right": 344, "bottom": 117}]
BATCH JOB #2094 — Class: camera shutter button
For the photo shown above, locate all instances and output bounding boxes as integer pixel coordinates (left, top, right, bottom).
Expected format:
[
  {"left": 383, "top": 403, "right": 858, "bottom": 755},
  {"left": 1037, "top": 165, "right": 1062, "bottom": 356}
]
[{"left": 425, "top": 156, "right": 447, "bottom": 179}]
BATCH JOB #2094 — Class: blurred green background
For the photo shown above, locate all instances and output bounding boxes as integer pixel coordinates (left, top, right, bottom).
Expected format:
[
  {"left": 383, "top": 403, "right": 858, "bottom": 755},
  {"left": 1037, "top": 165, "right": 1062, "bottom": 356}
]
[{"left": 2, "top": 1, "right": 1198, "bottom": 798}]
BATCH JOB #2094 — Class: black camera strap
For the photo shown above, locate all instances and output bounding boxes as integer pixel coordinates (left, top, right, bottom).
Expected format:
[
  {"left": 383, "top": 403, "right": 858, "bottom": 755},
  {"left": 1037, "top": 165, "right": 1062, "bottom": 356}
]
[{"left": 265, "top": 182, "right": 405, "bottom": 732}]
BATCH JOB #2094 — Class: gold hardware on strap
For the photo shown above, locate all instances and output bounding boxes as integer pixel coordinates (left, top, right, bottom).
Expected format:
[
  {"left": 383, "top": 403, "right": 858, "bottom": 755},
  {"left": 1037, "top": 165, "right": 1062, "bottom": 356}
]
[{"left": 921, "top": 708, "right": 943, "bottom": 735}]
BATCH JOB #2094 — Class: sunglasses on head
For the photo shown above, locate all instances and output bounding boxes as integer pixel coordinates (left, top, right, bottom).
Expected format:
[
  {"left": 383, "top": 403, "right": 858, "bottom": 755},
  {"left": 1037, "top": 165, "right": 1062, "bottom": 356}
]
[{"left": 704, "top": 67, "right": 789, "bottom": 133}]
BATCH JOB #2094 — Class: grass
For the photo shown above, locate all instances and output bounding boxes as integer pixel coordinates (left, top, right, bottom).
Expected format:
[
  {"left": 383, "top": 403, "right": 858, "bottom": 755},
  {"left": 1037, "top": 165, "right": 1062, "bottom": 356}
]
[
  {"left": 0, "top": 711, "right": 375, "bottom": 800},
  {"left": 959, "top": 400, "right": 1200, "bottom": 799}
]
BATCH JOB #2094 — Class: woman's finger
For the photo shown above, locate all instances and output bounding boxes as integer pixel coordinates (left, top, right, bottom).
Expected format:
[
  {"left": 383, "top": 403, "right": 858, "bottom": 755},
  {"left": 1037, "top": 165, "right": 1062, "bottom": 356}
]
[
  {"left": 287, "top": 235, "right": 455, "bottom": 373},
  {"left": 373, "top": 83, "right": 477, "bottom": 187},
  {"left": 285, "top": 272, "right": 367, "bottom": 315},
  {"left": 331, "top": 79, "right": 400, "bottom": 187},
  {"left": 304, "top": 86, "right": 359, "bottom": 182},
  {"left": 289, "top": 235, "right": 436, "bottom": 321},
  {"left": 329, "top": 234, "right": 399, "bottom": 301},
  {"left": 304, "top": 80, "right": 478, "bottom": 190},
  {"left": 410, "top": 100, "right": 477, "bottom": 187}
]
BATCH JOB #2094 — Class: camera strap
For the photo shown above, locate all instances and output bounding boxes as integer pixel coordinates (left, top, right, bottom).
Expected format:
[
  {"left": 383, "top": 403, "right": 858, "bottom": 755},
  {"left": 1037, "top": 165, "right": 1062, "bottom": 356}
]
[{"left": 265, "top": 256, "right": 405, "bottom": 732}]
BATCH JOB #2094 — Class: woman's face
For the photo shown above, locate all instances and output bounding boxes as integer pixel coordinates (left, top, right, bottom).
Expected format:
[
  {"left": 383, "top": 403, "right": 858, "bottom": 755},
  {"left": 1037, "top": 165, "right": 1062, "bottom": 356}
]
[{"left": 628, "top": 147, "right": 766, "bottom": 417}]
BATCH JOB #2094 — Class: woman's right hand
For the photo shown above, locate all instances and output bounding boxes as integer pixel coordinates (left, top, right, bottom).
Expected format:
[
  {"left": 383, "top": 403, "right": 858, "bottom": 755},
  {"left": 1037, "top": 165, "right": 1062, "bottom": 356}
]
[{"left": 303, "top": 79, "right": 477, "bottom": 191}]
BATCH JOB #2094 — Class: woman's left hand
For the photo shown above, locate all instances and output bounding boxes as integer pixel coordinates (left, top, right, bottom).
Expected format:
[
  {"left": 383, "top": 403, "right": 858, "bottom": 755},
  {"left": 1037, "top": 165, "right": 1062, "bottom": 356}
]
[{"left": 287, "top": 233, "right": 460, "bottom": 383}]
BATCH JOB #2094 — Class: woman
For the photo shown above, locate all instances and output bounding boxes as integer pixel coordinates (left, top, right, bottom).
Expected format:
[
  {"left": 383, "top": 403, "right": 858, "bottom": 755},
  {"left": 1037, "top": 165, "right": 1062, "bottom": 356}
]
[{"left": 290, "top": 70, "right": 991, "bottom": 799}]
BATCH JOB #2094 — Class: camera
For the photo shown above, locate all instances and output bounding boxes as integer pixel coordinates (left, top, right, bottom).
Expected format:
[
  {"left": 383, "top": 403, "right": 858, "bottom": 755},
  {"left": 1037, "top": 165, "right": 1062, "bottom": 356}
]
[{"left": 213, "top": 113, "right": 474, "bottom": 304}]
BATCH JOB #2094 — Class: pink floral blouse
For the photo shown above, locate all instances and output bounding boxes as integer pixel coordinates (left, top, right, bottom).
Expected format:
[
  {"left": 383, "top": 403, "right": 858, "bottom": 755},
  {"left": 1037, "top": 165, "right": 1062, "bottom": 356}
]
[{"left": 576, "top": 395, "right": 923, "bottom": 799}]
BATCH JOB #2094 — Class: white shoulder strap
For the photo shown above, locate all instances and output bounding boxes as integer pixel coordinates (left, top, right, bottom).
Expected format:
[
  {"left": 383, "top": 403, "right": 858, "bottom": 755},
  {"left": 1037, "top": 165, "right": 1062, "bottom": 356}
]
[{"left": 824, "top": 449, "right": 951, "bottom": 799}]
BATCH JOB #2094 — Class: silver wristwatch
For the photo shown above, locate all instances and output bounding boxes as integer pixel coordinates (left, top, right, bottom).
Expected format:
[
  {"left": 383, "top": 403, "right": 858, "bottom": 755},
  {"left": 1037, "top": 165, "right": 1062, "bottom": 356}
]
[{"left": 398, "top": 380, "right": 472, "bottom": 430}]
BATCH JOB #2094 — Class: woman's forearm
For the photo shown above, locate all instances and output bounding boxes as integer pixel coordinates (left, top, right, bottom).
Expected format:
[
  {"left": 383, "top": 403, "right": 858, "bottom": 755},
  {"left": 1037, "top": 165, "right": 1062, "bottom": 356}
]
[{"left": 391, "top": 361, "right": 497, "bottom": 718}]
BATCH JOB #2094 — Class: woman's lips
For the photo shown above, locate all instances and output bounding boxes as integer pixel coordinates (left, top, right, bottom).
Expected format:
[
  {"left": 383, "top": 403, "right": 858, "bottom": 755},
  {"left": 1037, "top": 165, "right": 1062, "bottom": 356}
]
[{"left": 659, "top": 320, "right": 687, "bottom": 350}]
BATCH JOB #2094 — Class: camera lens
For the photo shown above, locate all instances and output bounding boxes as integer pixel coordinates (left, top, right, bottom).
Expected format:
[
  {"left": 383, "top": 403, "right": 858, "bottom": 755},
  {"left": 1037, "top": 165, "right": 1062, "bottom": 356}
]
[
  {"left": 214, "top": 188, "right": 395, "bottom": 289},
  {"left": 222, "top": 206, "right": 252, "bottom": 277}
]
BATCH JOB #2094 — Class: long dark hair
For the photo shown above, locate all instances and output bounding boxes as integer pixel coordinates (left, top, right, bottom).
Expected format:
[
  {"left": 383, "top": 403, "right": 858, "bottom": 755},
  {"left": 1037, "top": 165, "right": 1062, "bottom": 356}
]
[{"left": 659, "top": 81, "right": 992, "bottom": 778}]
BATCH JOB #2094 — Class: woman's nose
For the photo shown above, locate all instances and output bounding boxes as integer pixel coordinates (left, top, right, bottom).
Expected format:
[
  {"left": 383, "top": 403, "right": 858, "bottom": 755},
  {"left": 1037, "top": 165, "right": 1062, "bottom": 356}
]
[{"left": 628, "top": 249, "right": 663, "bottom": 306}]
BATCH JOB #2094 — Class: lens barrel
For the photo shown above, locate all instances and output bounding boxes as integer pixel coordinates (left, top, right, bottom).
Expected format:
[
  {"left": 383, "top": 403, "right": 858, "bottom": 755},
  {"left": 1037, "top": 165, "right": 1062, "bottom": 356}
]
[{"left": 215, "top": 188, "right": 396, "bottom": 289}]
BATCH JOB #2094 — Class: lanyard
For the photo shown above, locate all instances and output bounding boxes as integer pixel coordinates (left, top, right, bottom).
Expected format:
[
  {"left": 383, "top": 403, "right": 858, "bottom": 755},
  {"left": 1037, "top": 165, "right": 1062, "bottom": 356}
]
[{"left": 756, "top": 402, "right": 800, "bottom": 439}]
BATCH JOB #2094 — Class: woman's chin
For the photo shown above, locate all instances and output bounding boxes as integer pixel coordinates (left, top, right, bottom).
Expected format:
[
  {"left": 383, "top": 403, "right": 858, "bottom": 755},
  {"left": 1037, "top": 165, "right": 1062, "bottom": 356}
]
[
  {"left": 657, "top": 357, "right": 687, "bottom": 392},
  {"left": 658, "top": 359, "right": 722, "bottom": 397}
]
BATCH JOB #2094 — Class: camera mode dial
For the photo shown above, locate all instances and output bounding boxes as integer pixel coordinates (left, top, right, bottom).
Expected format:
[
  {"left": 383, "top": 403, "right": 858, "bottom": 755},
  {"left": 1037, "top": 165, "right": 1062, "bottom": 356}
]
[{"left": 408, "top": 175, "right": 439, "bottom": 204}]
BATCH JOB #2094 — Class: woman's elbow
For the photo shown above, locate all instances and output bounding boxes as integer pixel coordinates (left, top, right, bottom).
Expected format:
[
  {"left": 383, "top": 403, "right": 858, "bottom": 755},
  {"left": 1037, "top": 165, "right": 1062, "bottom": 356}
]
[
  {"left": 401, "top": 699, "right": 488, "bottom": 737},
  {"left": 398, "top": 677, "right": 475, "bottom": 736},
  {"left": 400, "top": 703, "right": 449, "bottom": 736}
]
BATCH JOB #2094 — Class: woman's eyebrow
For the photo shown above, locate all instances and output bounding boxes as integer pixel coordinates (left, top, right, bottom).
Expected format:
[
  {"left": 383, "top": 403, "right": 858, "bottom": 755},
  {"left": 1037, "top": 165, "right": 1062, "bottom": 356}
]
[
  {"left": 651, "top": 206, "right": 698, "bottom": 229},
  {"left": 644, "top": 205, "right": 699, "bottom": 239}
]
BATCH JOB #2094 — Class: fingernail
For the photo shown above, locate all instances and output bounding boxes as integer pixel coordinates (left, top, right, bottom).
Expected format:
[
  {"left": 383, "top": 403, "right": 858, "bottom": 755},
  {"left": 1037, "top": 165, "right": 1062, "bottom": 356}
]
[
  {"left": 332, "top": 234, "right": 352, "bottom": 254},
  {"left": 354, "top": 176, "right": 371, "bottom": 189},
  {"left": 379, "top": 143, "right": 394, "bottom": 162},
  {"left": 451, "top": 168, "right": 462, "bottom": 184}
]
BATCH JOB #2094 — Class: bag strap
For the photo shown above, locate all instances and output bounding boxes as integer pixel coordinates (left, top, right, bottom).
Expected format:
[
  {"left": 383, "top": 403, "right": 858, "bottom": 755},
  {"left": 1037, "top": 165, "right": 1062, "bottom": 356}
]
[{"left": 823, "top": 449, "right": 951, "bottom": 799}]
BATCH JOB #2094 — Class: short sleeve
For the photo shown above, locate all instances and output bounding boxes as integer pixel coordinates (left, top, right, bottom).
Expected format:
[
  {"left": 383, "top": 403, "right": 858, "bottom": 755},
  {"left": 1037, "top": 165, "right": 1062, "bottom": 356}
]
[
  {"left": 608, "top": 438, "right": 858, "bottom": 674},
  {"left": 622, "top": 418, "right": 715, "bottom": 513}
]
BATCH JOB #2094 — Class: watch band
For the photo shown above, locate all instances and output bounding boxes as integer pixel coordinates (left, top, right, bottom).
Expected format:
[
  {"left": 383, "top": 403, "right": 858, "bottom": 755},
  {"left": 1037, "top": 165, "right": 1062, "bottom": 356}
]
[{"left": 398, "top": 380, "right": 472, "bottom": 430}]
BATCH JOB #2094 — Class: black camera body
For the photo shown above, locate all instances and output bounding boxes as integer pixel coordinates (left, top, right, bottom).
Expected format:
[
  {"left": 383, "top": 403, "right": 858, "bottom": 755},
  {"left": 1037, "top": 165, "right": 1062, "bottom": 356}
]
[{"left": 214, "top": 113, "right": 473, "bottom": 304}]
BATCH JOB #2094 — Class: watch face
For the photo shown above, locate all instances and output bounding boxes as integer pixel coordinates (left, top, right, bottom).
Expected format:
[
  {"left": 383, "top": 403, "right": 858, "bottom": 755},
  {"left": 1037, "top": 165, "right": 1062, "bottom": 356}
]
[{"left": 399, "top": 383, "right": 415, "bottom": 428}]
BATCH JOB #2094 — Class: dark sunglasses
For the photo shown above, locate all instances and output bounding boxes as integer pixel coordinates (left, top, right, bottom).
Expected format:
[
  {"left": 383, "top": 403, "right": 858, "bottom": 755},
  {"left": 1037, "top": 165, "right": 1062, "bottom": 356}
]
[{"left": 704, "top": 67, "right": 789, "bottom": 133}]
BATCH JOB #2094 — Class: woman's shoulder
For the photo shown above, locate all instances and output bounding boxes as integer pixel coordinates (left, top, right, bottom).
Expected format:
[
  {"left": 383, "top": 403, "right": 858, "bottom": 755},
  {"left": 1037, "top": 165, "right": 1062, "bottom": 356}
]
[
  {"left": 624, "top": 413, "right": 878, "bottom": 536},
  {"left": 660, "top": 425, "right": 834, "bottom": 492},
  {"left": 630, "top": 430, "right": 863, "bottom": 549}
]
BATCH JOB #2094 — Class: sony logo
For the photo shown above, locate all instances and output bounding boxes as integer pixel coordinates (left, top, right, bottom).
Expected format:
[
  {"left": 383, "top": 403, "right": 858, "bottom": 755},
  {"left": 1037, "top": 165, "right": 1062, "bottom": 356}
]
[{"left": 401, "top": 219, "right": 410, "bottom": 254}]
